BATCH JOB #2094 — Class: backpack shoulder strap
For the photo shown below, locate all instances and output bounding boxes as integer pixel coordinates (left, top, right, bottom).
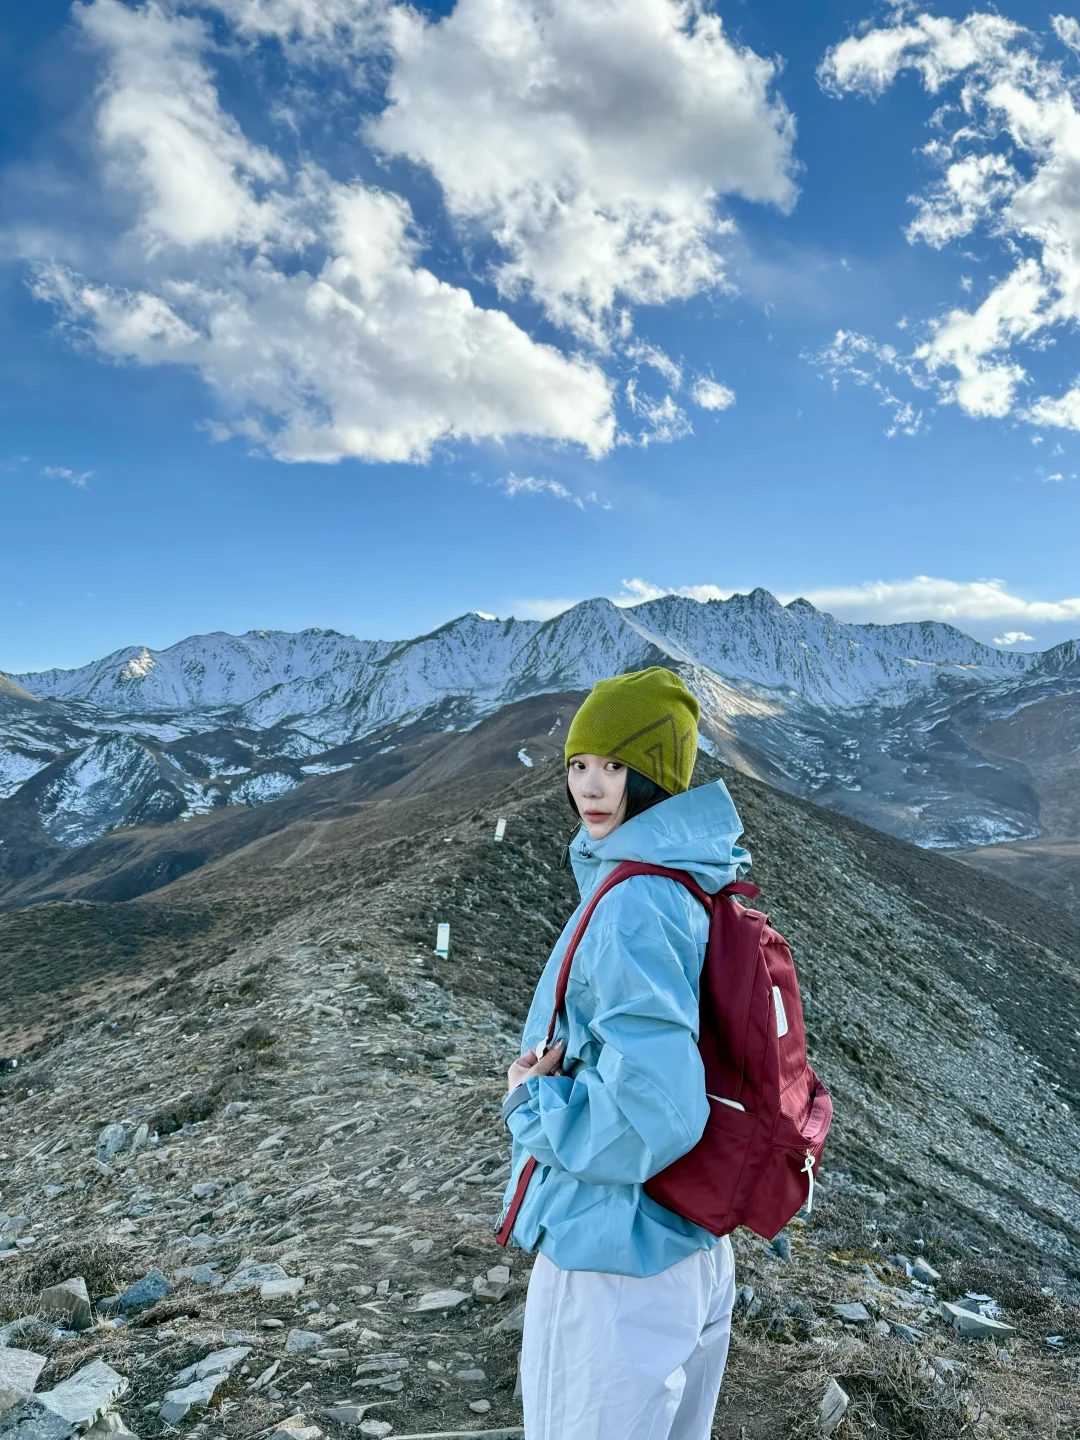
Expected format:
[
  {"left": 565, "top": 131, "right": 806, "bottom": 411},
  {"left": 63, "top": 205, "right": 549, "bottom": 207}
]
[
  {"left": 713, "top": 891, "right": 768, "bottom": 1104},
  {"left": 540, "top": 860, "right": 711, "bottom": 1054}
]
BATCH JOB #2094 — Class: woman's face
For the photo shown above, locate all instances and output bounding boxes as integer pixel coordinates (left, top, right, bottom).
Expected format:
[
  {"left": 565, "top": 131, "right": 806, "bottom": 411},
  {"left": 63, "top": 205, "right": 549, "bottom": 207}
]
[{"left": 567, "top": 753, "right": 628, "bottom": 840}]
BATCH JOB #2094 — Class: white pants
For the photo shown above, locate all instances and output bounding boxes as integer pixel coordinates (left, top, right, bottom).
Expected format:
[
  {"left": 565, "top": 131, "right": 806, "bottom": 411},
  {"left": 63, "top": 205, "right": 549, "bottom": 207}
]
[{"left": 520, "top": 1238, "right": 735, "bottom": 1440}]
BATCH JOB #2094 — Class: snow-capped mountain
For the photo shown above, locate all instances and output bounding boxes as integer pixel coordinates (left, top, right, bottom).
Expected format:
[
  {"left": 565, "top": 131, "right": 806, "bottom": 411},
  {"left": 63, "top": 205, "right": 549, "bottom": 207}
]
[
  {"left": 16, "top": 591, "right": 1034, "bottom": 720},
  {"left": 3, "top": 590, "right": 1078, "bottom": 869}
]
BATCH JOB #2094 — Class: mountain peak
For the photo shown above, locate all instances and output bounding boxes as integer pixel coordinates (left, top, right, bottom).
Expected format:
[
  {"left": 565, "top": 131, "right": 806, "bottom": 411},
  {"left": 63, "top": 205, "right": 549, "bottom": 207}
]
[{"left": 0, "top": 671, "right": 38, "bottom": 702}]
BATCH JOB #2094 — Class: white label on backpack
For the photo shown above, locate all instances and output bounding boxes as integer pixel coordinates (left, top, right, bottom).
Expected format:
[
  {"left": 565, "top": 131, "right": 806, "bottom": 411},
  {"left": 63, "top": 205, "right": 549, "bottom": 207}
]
[{"left": 772, "top": 985, "right": 789, "bottom": 1038}]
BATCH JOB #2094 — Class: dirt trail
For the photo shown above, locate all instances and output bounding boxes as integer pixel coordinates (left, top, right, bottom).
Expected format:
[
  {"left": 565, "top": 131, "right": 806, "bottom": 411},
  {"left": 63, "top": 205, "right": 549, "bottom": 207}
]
[{"left": 277, "top": 821, "right": 335, "bottom": 870}]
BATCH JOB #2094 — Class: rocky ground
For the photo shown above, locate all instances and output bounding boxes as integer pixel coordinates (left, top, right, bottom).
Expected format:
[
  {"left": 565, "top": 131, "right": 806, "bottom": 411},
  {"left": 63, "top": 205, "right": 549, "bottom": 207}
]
[{"left": 3, "top": 758, "right": 1080, "bottom": 1438}]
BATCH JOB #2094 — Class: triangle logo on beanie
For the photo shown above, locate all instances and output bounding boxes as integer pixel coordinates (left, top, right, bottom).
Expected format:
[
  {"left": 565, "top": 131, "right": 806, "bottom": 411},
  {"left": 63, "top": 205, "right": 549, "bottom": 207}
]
[{"left": 609, "top": 713, "right": 694, "bottom": 794}]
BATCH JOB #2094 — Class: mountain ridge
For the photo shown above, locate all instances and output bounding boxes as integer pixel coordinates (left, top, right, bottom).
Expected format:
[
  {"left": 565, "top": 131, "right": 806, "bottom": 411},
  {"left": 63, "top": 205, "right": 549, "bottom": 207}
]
[
  {"left": 3, "top": 590, "right": 1079, "bottom": 895},
  {"left": 9, "top": 590, "right": 1038, "bottom": 716}
]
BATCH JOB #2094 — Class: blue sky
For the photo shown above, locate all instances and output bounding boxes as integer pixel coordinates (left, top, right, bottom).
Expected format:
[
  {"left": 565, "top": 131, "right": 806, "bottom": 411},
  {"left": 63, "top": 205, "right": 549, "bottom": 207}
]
[{"left": 3, "top": 0, "right": 1080, "bottom": 673}]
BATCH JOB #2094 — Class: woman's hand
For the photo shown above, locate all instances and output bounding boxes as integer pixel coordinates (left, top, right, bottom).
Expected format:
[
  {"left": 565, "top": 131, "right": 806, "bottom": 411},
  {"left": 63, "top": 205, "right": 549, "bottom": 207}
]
[{"left": 507, "top": 1040, "right": 565, "bottom": 1092}]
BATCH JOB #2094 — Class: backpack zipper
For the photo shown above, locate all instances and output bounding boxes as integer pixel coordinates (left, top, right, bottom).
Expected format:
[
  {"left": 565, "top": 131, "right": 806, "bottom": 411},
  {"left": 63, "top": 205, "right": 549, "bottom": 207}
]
[
  {"left": 800, "top": 1152, "right": 816, "bottom": 1216},
  {"left": 707, "top": 1094, "right": 746, "bottom": 1111}
]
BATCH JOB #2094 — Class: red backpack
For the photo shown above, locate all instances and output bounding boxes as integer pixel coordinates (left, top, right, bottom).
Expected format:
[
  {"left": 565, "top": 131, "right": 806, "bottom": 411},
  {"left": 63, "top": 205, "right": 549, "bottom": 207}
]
[{"left": 495, "top": 861, "right": 832, "bottom": 1246}]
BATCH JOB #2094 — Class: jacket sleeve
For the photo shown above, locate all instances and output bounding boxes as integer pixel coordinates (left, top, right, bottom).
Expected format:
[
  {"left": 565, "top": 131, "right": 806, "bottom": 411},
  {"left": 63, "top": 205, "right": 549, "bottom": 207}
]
[{"left": 505, "top": 877, "right": 709, "bottom": 1187}]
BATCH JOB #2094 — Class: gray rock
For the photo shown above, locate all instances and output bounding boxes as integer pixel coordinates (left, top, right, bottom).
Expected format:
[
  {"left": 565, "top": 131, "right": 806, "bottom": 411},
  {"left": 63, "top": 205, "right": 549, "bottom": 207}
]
[
  {"left": 358, "top": 1425, "right": 391, "bottom": 1439},
  {"left": 118, "top": 1271, "right": 171, "bottom": 1313},
  {"left": 268, "top": 1427, "right": 322, "bottom": 1440},
  {"left": 891, "top": 1323, "right": 923, "bottom": 1344},
  {"left": 220, "top": 1261, "right": 288, "bottom": 1295},
  {"left": 770, "top": 1235, "right": 792, "bottom": 1261},
  {"left": 911, "top": 1257, "right": 941, "bottom": 1284},
  {"left": 0, "top": 1400, "right": 76, "bottom": 1440},
  {"left": 38, "top": 1279, "right": 92, "bottom": 1333},
  {"left": 128, "top": 1125, "right": 149, "bottom": 1157},
  {"left": 84, "top": 1416, "right": 139, "bottom": 1440},
  {"left": 819, "top": 1379, "right": 849, "bottom": 1435},
  {"left": 159, "top": 1378, "right": 219, "bottom": 1426},
  {"left": 832, "top": 1302, "right": 872, "bottom": 1324},
  {"left": 411, "top": 1289, "right": 469, "bottom": 1312},
  {"left": 95, "top": 1126, "right": 125, "bottom": 1162},
  {"left": 284, "top": 1331, "right": 322, "bottom": 1354},
  {"left": 320, "top": 1407, "right": 369, "bottom": 1426},
  {"left": 0, "top": 1351, "right": 47, "bottom": 1417},
  {"left": 472, "top": 1280, "right": 509, "bottom": 1303},
  {"left": 172, "top": 1266, "right": 222, "bottom": 1288},
  {"left": 734, "top": 1285, "right": 756, "bottom": 1312},
  {"left": 455, "top": 1368, "right": 486, "bottom": 1383},
  {"left": 172, "top": 1348, "right": 250, "bottom": 1387},
  {"left": 492, "top": 1302, "right": 526, "bottom": 1334},
  {"left": 37, "top": 1361, "right": 128, "bottom": 1428},
  {"left": 939, "top": 1302, "right": 1017, "bottom": 1341},
  {"left": 473, "top": 1264, "right": 511, "bottom": 1303},
  {"left": 260, "top": 1278, "right": 304, "bottom": 1301}
]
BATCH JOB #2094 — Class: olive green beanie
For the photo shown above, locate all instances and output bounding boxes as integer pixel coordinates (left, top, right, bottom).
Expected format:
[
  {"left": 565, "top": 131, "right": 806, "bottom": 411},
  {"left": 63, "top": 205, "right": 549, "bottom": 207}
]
[{"left": 565, "top": 667, "right": 700, "bottom": 795}]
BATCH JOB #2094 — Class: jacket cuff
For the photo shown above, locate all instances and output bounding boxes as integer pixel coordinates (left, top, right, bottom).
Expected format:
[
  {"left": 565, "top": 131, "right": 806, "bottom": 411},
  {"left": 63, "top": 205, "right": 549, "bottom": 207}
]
[{"left": 501, "top": 1082, "right": 533, "bottom": 1127}]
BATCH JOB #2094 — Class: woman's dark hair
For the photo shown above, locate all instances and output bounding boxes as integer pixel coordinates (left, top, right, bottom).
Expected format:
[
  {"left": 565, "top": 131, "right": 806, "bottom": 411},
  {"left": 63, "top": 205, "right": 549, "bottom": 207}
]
[{"left": 565, "top": 764, "right": 670, "bottom": 827}]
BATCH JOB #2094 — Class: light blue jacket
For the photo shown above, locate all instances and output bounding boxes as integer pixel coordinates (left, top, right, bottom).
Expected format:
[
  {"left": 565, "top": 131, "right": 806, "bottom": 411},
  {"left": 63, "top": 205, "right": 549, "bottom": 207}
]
[{"left": 498, "top": 778, "right": 752, "bottom": 1277}]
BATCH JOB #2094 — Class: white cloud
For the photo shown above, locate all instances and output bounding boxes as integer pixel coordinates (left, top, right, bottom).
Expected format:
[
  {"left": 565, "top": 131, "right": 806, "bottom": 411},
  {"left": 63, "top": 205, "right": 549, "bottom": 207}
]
[
  {"left": 789, "top": 576, "right": 1080, "bottom": 626},
  {"left": 80, "top": 0, "right": 295, "bottom": 249},
  {"left": 623, "top": 382, "right": 691, "bottom": 446},
  {"left": 818, "top": 11, "right": 1022, "bottom": 98},
  {"left": 806, "top": 330, "right": 925, "bottom": 435},
  {"left": 624, "top": 341, "right": 683, "bottom": 388},
  {"left": 614, "top": 576, "right": 735, "bottom": 605},
  {"left": 43, "top": 465, "right": 93, "bottom": 487},
  {"left": 690, "top": 377, "right": 735, "bottom": 411},
  {"left": 496, "top": 473, "right": 610, "bottom": 509},
  {"left": 994, "top": 630, "right": 1036, "bottom": 645},
  {"left": 371, "top": 0, "right": 797, "bottom": 340},
  {"left": 31, "top": 0, "right": 615, "bottom": 464},
  {"left": 613, "top": 574, "right": 1080, "bottom": 626},
  {"left": 1053, "top": 14, "right": 1080, "bottom": 55},
  {"left": 207, "top": 0, "right": 382, "bottom": 49},
  {"left": 817, "top": 10, "right": 1080, "bottom": 433}
]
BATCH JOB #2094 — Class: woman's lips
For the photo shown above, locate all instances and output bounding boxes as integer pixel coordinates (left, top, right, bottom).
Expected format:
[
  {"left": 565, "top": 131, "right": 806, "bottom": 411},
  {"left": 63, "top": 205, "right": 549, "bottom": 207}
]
[{"left": 583, "top": 811, "right": 609, "bottom": 821}]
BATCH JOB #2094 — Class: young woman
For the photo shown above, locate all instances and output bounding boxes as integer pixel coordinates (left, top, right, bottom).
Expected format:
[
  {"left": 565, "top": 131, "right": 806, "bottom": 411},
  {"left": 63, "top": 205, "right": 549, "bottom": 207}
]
[{"left": 498, "top": 667, "right": 752, "bottom": 1440}]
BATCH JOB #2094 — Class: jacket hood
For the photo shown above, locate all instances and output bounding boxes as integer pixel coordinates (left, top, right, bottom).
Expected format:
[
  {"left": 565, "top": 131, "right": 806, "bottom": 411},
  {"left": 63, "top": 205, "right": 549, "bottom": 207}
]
[{"left": 568, "top": 777, "right": 751, "bottom": 897}]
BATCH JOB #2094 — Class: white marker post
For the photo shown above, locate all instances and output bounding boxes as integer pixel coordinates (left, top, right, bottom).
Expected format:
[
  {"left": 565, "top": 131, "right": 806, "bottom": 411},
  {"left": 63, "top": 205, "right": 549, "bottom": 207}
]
[
  {"left": 494, "top": 818, "right": 507, "bottom": 843},
  {"left": 434, "top": 923, "right": 451, "bottom": 959}
]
